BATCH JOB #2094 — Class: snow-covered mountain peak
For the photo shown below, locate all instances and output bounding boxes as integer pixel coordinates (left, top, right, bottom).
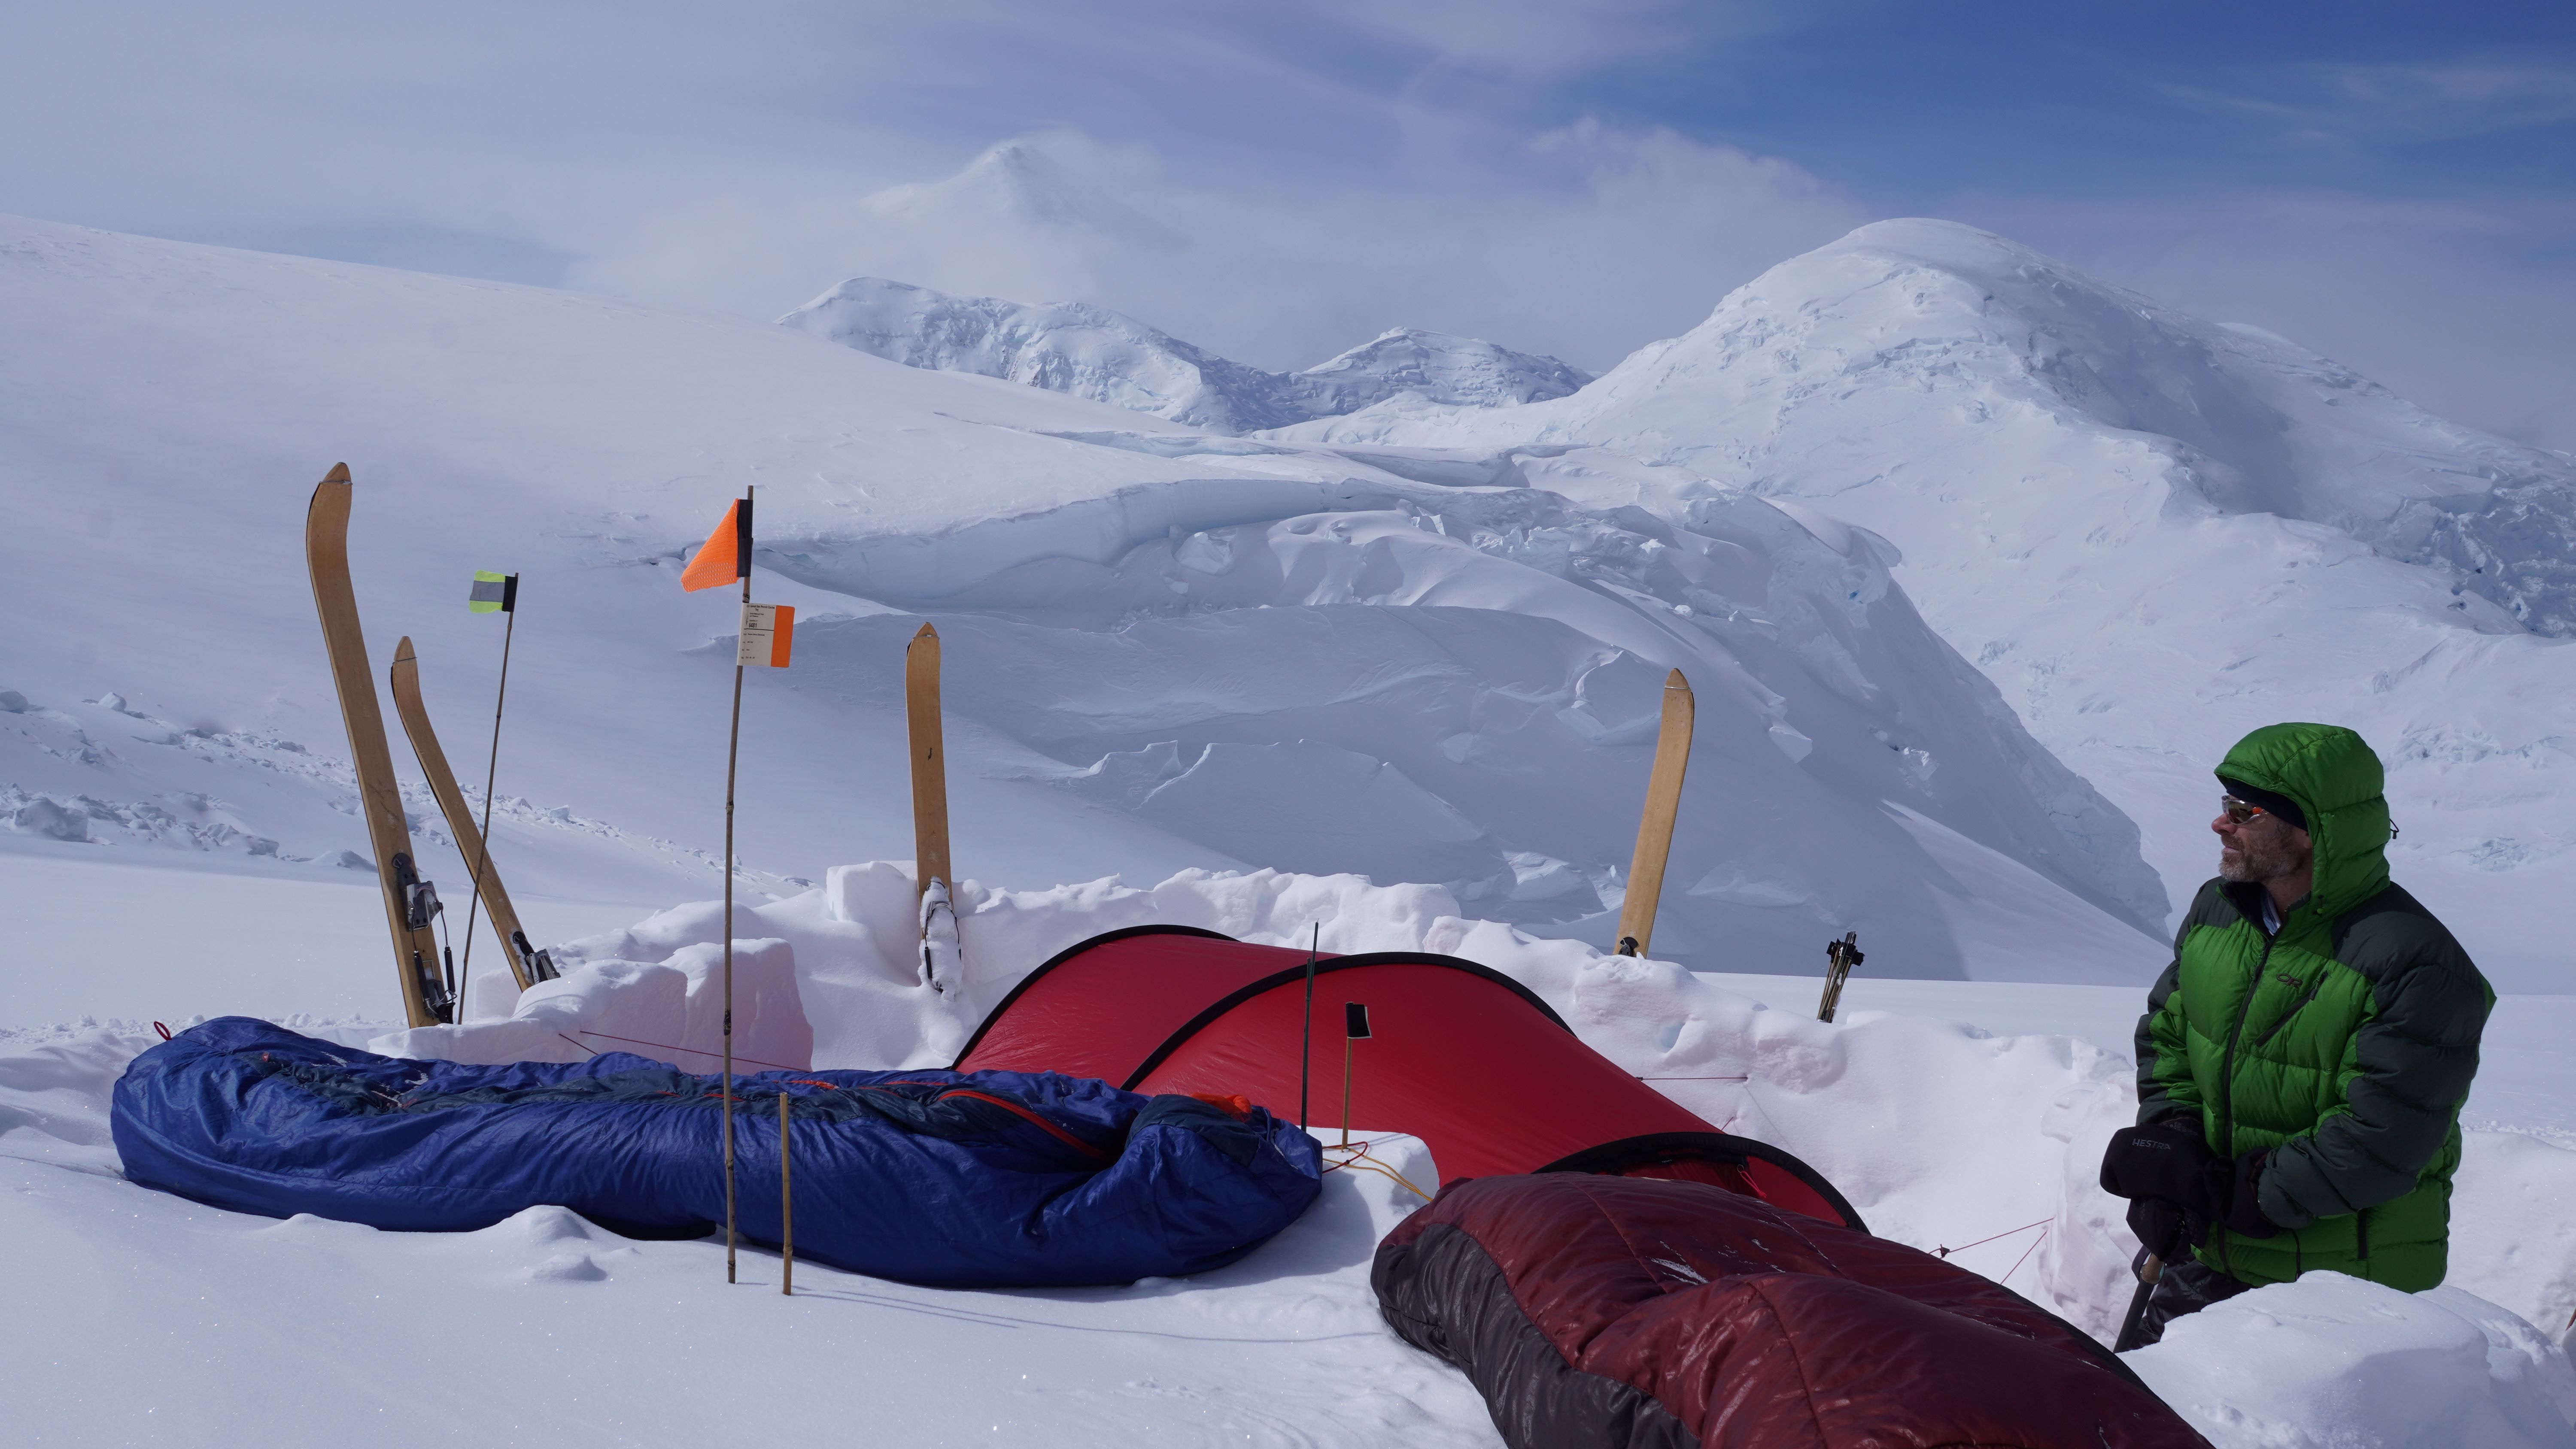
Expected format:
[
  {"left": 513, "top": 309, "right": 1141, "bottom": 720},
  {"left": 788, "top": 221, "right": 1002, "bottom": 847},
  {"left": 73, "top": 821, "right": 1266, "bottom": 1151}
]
[
  {"left": 780, "top": 279, "right": 1592, "bottom": 434},
  {"left": 780, "top": 277, "right": 1297, "bottom": 432},
  {"left": 1303, "top": 216, "right": 2576, "bottom": 637},
  {"left": 1299, "top": 327, "right": 1595, "bottom": 410}
]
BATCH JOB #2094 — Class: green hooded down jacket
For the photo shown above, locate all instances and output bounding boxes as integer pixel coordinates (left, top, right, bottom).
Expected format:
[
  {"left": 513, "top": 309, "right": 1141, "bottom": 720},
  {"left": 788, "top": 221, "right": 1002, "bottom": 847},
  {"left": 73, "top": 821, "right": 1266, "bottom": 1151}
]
[{"left": 2135, "top": 723, "right": 2492, "bottom": 1291}]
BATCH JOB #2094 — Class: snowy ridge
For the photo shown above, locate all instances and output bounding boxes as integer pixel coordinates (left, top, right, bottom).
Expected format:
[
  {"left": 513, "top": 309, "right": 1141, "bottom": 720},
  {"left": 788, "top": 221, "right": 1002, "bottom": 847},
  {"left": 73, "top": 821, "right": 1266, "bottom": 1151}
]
[
  {"left": 0, "top": 212, "right": 2166, "bottom": 982},
  {"left": 1283, "top": 218, "right": 2576, "bottom": 987},
  {"left": 781, "top": 276, "right": 1590, "bottom": 433},
  {"left": 0, "top": 689, "right": 807, "bottom": 900}
]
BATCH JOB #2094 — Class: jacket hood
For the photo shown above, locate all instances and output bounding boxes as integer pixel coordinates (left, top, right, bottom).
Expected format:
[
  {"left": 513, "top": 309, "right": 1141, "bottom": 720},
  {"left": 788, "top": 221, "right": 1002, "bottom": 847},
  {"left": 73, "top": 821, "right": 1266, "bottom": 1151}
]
[{"left": 2215, "top": 723, "right": 2391, "bottom": 922}]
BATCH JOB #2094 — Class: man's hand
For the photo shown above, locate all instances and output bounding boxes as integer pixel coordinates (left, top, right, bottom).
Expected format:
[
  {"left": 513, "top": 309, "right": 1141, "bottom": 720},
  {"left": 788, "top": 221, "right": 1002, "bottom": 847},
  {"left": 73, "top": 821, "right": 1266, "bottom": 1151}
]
[
  {"left": 2216, "top": 1149, "right": 2281, "bottom": 1239},
  {"left": 2101, "top": 1118, "right": 2223, "bottom": 1248},
  {"left": 2126, "top": 1196, "right": 2190, "bottom": 1261}
]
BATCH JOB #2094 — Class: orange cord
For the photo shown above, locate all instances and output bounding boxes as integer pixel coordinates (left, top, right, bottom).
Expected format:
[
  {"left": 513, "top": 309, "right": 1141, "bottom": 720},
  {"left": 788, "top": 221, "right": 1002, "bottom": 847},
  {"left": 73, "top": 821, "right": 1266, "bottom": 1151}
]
[{"left": 1323, "top": 1138, "right": 1432, "bottom": 1200}]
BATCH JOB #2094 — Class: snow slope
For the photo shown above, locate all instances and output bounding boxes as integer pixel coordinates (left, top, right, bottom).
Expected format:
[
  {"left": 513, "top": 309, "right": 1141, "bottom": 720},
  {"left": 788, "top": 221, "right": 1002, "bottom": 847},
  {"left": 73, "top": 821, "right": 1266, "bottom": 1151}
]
[
  {"left": 0, "top": 212, "right": 2165, "bottom": 984},
  {"left": 1287, "top": 219, "right": 2576, "bottom": 989},
  {"left": 781, "top": 276, "right": 1589, "bottom": 433}
]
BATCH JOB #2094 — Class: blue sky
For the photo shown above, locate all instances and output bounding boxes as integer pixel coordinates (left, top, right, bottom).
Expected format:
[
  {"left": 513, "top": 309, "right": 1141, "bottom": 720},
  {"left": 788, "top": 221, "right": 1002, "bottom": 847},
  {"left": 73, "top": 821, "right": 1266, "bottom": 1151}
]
[{"left": 4, "top": 0, "right": 2568, "bottom": 446}]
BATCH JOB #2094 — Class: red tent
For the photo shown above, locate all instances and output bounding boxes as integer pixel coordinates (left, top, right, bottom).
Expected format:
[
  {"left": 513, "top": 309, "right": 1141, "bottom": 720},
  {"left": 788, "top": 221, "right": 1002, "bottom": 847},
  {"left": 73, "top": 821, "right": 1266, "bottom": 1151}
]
[{"left": 954, "top": 926, "right": 1859, "bottom": 1229}]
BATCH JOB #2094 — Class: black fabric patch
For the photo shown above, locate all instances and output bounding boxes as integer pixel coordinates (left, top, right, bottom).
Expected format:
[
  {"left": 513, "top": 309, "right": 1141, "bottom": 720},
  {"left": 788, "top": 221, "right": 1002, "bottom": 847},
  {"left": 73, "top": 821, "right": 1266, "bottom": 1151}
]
[{"left": 1374, "top": 1222, "right": 1695, "bottom": 1449}]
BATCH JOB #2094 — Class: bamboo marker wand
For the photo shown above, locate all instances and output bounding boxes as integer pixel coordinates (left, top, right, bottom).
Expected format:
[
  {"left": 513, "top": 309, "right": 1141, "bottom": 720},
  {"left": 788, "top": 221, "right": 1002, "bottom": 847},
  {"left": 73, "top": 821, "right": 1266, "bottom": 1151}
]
[
  {"left": 721, "top": 487, "right": 753, "bottom": 1285},
  {"left": 1340, "top": 1002, "right": 1371, "bottom": 1149},
  {"left": 778, "top": 1090, "right": 794, "bottom": 1296},
  {"left": 1339, "top": 1037, "right": 1355, "bottom": 1149}
]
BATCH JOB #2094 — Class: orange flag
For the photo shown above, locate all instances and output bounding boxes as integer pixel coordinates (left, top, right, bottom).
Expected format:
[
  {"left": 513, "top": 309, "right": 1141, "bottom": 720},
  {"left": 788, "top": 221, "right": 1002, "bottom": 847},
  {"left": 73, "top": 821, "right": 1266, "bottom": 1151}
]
[{"left": 681, "top": 497, "right": 750, "bottom": 591}]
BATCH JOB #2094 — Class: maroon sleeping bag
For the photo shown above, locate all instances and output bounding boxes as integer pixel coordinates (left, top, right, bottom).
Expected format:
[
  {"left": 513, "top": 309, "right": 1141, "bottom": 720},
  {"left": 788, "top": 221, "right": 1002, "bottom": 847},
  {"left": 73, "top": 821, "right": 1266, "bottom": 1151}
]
[{"left": 1373, "top": 1173, "right": 2209, "bottom": 1449}]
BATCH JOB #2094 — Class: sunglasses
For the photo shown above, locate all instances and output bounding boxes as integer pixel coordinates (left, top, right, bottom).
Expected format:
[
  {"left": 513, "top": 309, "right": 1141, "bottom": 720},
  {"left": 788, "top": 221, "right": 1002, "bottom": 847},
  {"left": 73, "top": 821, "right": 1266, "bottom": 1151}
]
[{"left": 2220, "top": 796, "right": 2269, "bottom": 826}]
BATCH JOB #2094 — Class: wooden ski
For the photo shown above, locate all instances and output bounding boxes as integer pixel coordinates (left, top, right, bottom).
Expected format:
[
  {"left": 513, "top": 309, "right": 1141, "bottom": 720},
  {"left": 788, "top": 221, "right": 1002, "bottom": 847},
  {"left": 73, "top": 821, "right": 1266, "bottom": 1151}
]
[
  {"left": 305, "top": 465, "right": 450, "bottom": 1027},
  {"left": 1614, "top": 669, "right": 1694, "bottom": 960},
  {"left": 389, "top": 637, "right": 544, "bottom": 993},
  {"left": 905, "top": 623, "right": 956, "bottom": 985}
]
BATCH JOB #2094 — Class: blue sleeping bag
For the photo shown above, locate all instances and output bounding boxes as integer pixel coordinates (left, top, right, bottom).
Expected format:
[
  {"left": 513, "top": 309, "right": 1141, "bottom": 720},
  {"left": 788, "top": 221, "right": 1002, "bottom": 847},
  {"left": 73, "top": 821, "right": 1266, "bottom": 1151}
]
[{"left": 113, "top": 1018, "right": 1321, "bottom": 1288}]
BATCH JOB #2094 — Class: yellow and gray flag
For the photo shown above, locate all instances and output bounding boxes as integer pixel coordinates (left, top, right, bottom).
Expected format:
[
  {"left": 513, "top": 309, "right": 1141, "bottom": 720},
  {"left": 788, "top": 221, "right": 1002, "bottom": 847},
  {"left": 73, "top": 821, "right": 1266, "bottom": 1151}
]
[{"left": 468, "top": 570, "right": 518, "bottom": 614}]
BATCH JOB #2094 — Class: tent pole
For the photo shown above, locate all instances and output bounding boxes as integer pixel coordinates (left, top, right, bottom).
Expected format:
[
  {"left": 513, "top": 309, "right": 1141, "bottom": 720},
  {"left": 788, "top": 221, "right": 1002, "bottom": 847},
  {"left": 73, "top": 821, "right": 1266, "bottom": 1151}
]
[{"left": 1298, "top": 924, "right": 1317, "bottom": 1131}]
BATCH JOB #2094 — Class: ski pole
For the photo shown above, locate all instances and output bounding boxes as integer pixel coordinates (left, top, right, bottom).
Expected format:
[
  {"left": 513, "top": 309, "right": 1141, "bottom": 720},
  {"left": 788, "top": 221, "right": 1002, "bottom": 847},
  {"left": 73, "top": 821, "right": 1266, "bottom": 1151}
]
[
  {"left": 1818, "top": 932, "right": 1862, "bottom": 1022},
  {"left": 2113, "top": 1252, "right": 2163, "bottom": 1352}
]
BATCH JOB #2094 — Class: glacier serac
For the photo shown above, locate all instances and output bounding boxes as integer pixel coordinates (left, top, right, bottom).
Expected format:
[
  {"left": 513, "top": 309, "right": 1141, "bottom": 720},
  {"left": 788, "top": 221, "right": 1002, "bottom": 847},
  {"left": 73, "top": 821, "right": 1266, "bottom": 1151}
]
[
  {"left": 1277, "top": 218, "right": 2576, "bottom": 990},
  {"left": 781, "top": 276, "right": 1591, "bottom": 433}
]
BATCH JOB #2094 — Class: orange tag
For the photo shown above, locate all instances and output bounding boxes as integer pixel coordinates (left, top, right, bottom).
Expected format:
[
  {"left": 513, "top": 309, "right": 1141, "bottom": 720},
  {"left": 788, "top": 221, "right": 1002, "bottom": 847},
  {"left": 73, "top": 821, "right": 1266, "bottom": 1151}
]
[{"left": 1190, "top": 1092, "right": 1254, "bottom": 1121}]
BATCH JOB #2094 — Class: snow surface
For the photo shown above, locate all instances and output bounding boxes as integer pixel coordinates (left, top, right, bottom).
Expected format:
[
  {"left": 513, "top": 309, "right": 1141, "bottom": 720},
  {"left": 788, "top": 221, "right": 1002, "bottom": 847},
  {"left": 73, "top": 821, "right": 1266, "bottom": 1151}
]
[
  {"left": 781, "top": 276, "right": 1590, "bottom": 433},
  {"left": 1278, "top": 219, "right": 2576, "bottom": 991},
  {"left": 6, "top": 862, "right": 2571, "bottom": 1447},
  {"left": 0, "top": 212, "right": 2166, "bottom": 984}
]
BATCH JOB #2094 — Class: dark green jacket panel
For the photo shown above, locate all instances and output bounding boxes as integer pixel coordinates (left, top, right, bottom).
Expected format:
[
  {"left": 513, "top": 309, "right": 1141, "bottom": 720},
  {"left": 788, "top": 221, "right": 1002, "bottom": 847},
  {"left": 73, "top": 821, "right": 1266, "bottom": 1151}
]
[{"left": 2260, "top": 887, "right": 2489, "bottom": 1229}]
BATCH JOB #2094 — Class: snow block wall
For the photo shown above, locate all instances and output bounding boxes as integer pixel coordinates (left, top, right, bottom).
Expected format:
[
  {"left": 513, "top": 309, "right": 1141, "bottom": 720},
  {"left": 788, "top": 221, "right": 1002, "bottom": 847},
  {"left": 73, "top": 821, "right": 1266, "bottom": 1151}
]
[
  {"left": 380, "top": 933, "right": 811, "bottom": 1072},
  {"left": 398, "top": 861, "right": 2576, "bottom": 1388}
]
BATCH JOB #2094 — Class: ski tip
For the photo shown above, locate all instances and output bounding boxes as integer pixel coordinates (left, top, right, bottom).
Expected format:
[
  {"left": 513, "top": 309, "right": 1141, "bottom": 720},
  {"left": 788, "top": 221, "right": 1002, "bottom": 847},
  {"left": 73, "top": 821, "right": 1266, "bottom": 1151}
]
[
  {"left": 322, "top": 462, "right": 352, "bottom": 484},
  {"left": 1664, "top": 669, "right": 1690, "bottom": 691},
  {"left": 393, "top": 636, "right": 416, "bottom": 665},
  {"left": 911, "top": 621, "right": 939, "bottom": 643}
]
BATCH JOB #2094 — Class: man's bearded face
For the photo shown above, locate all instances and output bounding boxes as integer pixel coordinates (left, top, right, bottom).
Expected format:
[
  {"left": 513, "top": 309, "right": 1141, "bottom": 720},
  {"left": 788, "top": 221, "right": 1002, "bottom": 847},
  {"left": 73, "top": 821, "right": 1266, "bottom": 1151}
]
[{"left": 2219, "top": 815, "right": 2311, "bottom": 885}]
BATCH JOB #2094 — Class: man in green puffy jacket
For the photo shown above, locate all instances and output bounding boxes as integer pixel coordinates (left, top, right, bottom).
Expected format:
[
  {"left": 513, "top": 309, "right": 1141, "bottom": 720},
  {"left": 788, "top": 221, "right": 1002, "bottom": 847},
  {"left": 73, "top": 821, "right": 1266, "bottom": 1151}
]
[{"left": 2100, "top": 723, "right": 2491, "bottom": 1348}]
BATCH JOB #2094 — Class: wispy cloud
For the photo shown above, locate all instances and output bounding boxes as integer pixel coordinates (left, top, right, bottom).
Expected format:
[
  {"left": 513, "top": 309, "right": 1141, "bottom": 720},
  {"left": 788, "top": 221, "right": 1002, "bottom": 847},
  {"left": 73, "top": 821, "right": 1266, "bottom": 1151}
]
[
  {"left": 2, "top": 2, "right": 2568, "bottom": 450},
  {"left": 581, "top": 123, "right": 1864, "bottom": 374},
  {"left": 2165, "top": 59, "right": 2576, "bottom": 144}
]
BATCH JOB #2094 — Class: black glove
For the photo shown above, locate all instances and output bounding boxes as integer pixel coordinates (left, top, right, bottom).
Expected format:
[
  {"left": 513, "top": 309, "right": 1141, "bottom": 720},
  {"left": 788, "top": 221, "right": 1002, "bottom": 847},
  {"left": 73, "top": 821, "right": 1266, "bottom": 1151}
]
[
  {"left": 2100, "top": 1118, "right": 2221, "bottom": 1248},
  {"left": 2126, "top": 1195, "right": 2190, "bottom": 1262},
  {"left": 2216, "top": 1149, "right": 2281, "bottom": 1240}
]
